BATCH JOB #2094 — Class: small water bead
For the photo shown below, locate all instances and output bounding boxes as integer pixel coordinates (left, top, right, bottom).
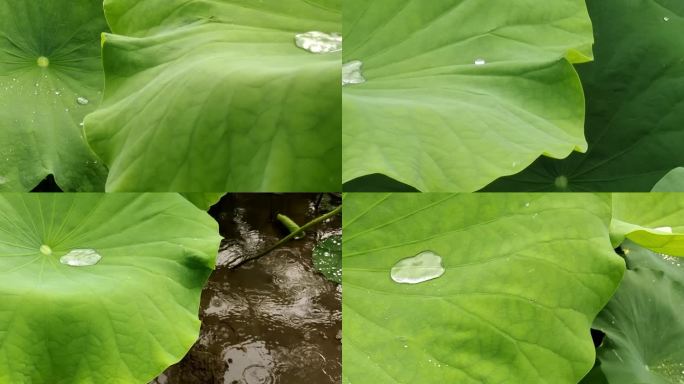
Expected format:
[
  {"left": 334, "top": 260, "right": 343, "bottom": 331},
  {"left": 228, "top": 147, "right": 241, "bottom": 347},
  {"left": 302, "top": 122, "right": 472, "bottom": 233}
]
[
  {"left": 76, "top": 97, "right": 89, "bottom": 105},
  {"left": 59, "top": 248, "right": 102, "bottom": 267},
  {"left": 39, "top": 245, "right": 52, "bottom": 256},
  {"left": 391, "top": 251, "right": 445, "bottom": 284},
  {"left": 664, "top": 17, "right": 670, "bottom": 22},
  {"left": 295, "top": 31, "right": 342, "bottom": 54},
  {"left": 474, "top": 58, "right": 486, "bottom": 65},
  {"left": 342, "top": 60, "right": 366, "bottom": 86}
]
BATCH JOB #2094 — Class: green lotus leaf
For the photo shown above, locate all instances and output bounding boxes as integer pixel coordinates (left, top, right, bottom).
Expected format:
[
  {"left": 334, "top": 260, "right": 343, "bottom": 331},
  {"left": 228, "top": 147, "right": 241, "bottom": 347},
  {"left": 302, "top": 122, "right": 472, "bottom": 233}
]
[
  {"left": 181, "top": 192, "right": 226, "bottom": 210},
  {"left": 0, "top": 193, "right": 221, "bottom": 383},
  {"left": 611, "top": 193, "right": 684, "bottom": 256},
  {"left": 586, "top": 241, "right": 684, "bottom": 383},
  {"left": 485, "top": 0, "right": 684, "bottom": 192},
  {"left": 343, "top": 193, "right": 624, "bottom": 383},
  {"left": 652, "top": 168, "right": 684, "bottom": 192},
  {"left": 342, "top": 0, "right": 594, "bottom": 192},
  {"left": 0, "top": 0, "right": 108, "bottom": 191},
  {"left": 313, "top": 234, "right": 341, "bottom": 283},
  {"left": 84, "top": 0, "right": 341, "bottom": 192}
]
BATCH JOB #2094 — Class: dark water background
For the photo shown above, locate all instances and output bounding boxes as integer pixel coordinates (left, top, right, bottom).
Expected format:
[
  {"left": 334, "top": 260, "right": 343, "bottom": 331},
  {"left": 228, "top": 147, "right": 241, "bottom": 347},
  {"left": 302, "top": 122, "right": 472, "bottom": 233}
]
[{"left": 151, "top": 194, "right": 342, "bottom": 384}]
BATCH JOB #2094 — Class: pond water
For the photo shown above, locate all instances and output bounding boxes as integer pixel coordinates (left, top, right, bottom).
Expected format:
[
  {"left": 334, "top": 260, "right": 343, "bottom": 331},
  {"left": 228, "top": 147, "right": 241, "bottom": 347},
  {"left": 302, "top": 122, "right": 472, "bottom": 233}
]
[{"left": 151, "top": 194, "right": 342, "bottom": 384}]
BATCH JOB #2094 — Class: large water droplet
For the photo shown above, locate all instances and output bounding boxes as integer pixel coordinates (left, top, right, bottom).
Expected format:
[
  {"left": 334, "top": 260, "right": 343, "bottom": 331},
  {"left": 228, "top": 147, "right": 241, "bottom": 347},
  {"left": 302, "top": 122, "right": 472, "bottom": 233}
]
[
  {"left": 37, "top": 56, "right": 49, "bottom": 68},
  {"left": 60, "top": 248, "right": 102, "bottom": 267},
  {"left": 474, "top": 58, "right": 486, "bottom": 65},
  {"left": 39, "top": 245, "right": 52, "bottom": 256},
  {"left": 76, "top": 97, "right": 89, "bottom": 105},
  {"left": 654, "top": 226, "right": 673, "bottom": 233},
  {"left": 295, "top": 31, "right": 342, "bottom": 54},
  {"left": 343, "top": 60, "right": 366, "bottom": 86},
  {"left": 391, "top": 251, "right": 445, "bottom": 284}
]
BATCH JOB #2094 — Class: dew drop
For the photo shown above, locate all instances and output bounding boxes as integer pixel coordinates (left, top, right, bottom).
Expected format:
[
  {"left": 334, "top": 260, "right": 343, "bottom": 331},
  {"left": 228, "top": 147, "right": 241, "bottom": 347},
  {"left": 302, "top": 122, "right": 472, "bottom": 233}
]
[
  {"left": 474, "top": 58, "right": 486, "bottom": 65},
  {"left": 391, "top": 250, "right": 445, "bottom": 284},
  {"left": 295, "top": 31, "right": 342, "bottom": 54},
  {"left": 343, "top": 60, "right": 366, "bottom": 86},
  {"left": 36, "top": 56, "right": 49, "bottom": 68},
  {"left": 54, "top": 91, "right": 61, "bottom": 96},
  {"left": 664, "top": 17, "right": 670, "bottom": 22},
  {"left": 654, "top": 226, "right": 673, "bottom": 234},
  {"left": 60, "top": 248, "right": 102, "bottom": 267},
  {"left": 39, "top": 245, "right": 52, "bottom": 256},
  {"left": 76, "top": 97, "right": 89, "bottom": 105}
]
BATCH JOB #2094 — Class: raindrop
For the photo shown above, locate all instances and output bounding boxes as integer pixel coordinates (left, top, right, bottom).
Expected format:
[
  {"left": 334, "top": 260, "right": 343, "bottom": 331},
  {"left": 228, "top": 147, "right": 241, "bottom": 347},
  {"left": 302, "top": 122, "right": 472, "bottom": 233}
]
[
  {"left": 60, "top": 248, "right": 102, "bottom": 267},
  {"left": 295, "top": 31, "right": 342, "bottom": 54},
  {"left": 654, "top": 226, "right": 673, "bottom": 233},
  {"left": 391, "top": 250, "right": 445, "bottom": 284},
  {"left": 474, "top": 58, "right": 486, "bottom": 65},
  {"left": 242, "top": 364, "right": 273, "bottom": 384},
  {"left": 76, "top": 97, "right": 89, "bottom": 105},
  {"left": 54, "top": 91, "right": 61, "bottom": 96},
  {"left": 664, "top": 17, "right": 670, "bottom": 22},
  {"left": 343, "top": 60, "right": 366, "bottom": 86}
]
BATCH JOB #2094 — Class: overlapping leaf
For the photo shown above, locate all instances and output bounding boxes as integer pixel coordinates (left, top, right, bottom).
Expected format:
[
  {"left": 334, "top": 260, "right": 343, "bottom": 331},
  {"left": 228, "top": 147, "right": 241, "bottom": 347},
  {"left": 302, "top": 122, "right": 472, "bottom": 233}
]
[
  {"left": 0, "top": 193, "right": 221, "bottom": 383},
  {"left": 583, "top": 241, "right": 684, "bottom": 384},
  {"left": 486, "top": 0, "right": 684, "bottom": 192},
  {"left": 342, "top": 0, "right": 594, "bottom": 192},
  {"left": 313, "top": 234, "right": 342, "bottom": 283},
  {"left": 652, "top": 168, "right": 684, "bottom": 192},
  {"left": 0, "top": 0, "right": 108, "bottom": 191},
  {"left": 611, "top": 193, "right": 684, "bottom": 256},
  {"left": 85, "top": 0, "right": 341, "bottom": 192},
  {"left": 343, "top": 193, "right": 624, "bottom": 383}
]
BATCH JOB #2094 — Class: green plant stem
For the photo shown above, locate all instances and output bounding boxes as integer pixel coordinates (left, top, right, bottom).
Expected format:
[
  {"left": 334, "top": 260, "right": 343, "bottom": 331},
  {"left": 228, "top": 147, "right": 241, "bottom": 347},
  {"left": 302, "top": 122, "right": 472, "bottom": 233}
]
[{"left": 234, "top": 204, "right": 342, "bottom": 267}]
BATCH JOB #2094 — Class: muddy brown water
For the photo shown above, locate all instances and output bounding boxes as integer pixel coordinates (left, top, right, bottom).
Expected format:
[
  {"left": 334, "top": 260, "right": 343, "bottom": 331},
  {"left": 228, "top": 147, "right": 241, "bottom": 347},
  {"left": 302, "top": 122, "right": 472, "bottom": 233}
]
[{"left": 151, "top": 194, "right": 342, "bottom": 384}]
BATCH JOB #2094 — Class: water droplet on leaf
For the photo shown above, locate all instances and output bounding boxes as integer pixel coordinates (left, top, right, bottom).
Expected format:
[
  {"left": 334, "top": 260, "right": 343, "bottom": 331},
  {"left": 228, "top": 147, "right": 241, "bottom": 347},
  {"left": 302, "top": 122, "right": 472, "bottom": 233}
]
[
  {"left": 39, "top": 245, "right": 52, "bottom": 256},
  {"left": 76, "top": 97, "right": 89, "bottom": 105},
  {"left": 295, "top": 31, "right": 342, "bottom": 53},
  {"left": 60, "top": 248, "right": 102, "bottom": 267},
  {"left": 343, "top": 60, "right": 366, "bottom": 86},
  {"left": 654, "top": 226, "right": 673, "bottom": 233},
  {"left": 391, "top": 251, "right": 445, "bottom": 284},
  {"left": 474, "top": 58, "right": 486, "bottom": 65},
  {"left": 664, "top": 16, "right": 670, "bottom": 22}
]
